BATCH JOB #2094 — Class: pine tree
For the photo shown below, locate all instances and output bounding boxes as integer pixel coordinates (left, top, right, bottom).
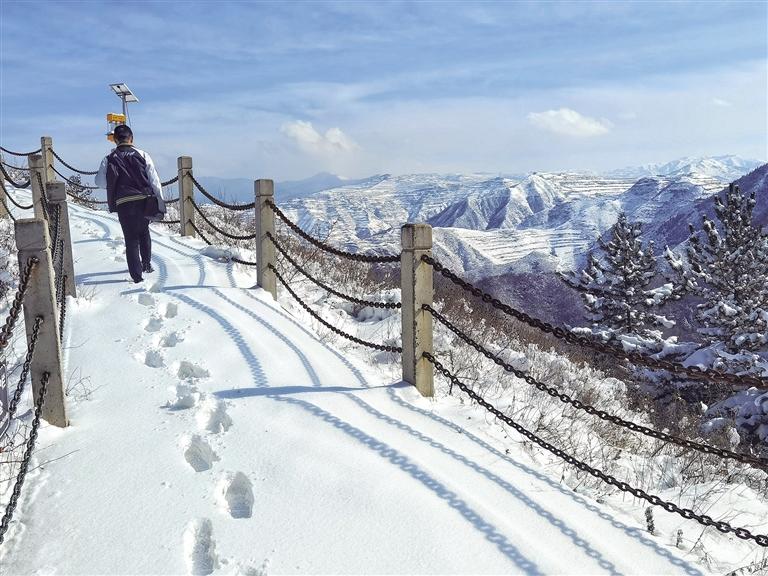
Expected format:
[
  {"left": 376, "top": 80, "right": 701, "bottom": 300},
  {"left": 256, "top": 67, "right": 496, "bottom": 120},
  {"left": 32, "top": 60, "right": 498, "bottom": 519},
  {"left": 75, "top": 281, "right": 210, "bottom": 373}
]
[
  {"left": 665, "top": 183, "right": 768, "bottom": 353},
  {"left": 65, "top": 174, "right": 94, "bottom": 204},
  {"left": 561, "top": 213, "right": 675, "bottom": 340}
]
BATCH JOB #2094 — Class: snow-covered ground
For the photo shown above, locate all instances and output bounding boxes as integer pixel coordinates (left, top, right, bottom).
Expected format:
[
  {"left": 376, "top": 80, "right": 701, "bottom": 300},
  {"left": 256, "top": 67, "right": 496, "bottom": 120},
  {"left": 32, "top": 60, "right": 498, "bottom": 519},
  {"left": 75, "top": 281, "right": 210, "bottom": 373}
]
[{"left": 0, "top": 189, "right": 766, "bottom": 574}]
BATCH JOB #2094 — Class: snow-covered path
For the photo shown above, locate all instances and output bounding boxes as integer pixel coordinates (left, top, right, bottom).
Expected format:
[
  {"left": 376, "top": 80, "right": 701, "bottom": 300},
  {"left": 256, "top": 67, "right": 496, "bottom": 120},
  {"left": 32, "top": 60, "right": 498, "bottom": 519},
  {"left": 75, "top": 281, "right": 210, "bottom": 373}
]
[{"left": 2, "top": 202, "right": 707, "bottom": 575}]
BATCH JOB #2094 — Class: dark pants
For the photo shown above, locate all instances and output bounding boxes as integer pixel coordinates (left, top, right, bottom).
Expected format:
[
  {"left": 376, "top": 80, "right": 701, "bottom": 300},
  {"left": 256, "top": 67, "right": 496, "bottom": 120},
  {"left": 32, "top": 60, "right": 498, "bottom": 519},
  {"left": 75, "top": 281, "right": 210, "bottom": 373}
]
[{"left": 117, "top": 200, "right": 151, "bottom": 282}]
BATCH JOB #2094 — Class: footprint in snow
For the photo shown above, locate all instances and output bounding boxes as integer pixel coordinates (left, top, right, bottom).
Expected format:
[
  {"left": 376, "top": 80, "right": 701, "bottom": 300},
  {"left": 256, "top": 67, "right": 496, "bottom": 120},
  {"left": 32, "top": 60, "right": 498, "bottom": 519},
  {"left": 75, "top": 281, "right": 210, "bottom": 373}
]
[
  {"left": 178, "top": 360, "right": 210, "bottom": 380},
  {"left": 166, "top": 383, "right": 201, "bottom": 410},
  {"left": 196, "top": 397, "right": 232, "bottom": 434},
  {"left": 144, "top": 316, "right": 164, "bottom": 332},
  {"left": 181, "top": 434, "right": 219, "bottom": 472},
  {"left": 166, "top": 302, "right": 178, "bottom": 318},
  {"left": 138, "top": 292, "right": 155, "bottom": 307},
  {"left": 217, "top": 471, "right": 254, "bottom": 519},
  {"left": 159, "top": 331, "right": 183, "bottom": 348},
  {"left": 183, "top": 518, "right": 218, "bottom": 576},
  {"left": 144, "top": 349, "right": 165, "bottom": 368}
]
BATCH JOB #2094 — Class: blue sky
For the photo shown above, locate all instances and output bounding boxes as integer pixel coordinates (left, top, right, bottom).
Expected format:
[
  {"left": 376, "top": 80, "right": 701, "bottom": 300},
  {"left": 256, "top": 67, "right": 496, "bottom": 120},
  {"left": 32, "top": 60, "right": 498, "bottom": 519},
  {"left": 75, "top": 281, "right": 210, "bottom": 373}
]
[{"left": 1, "top": 0, "right": 766, "bottom": 181}]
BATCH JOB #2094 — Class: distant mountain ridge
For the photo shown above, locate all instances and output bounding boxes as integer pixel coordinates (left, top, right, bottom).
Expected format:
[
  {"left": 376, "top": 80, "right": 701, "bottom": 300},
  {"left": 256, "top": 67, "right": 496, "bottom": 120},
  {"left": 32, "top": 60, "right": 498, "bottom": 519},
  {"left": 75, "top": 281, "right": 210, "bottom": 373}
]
[{"left": 605, "top": 155, "right": 763, "bottom": 181}]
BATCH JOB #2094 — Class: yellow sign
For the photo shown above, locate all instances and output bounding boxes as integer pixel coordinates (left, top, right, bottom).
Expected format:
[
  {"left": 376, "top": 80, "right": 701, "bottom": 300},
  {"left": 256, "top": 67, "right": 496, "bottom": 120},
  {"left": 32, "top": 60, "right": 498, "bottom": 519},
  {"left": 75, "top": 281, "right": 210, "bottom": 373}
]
[{"left": 106, "top": 113, "right": 126, "bottom": 123}]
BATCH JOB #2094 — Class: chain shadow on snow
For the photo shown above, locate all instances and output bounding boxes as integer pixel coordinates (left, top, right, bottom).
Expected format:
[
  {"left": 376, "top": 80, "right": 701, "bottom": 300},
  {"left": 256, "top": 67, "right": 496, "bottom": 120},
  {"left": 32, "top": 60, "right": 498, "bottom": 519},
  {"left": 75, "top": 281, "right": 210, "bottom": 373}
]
[
  {"left": 172, "top": 288, "right": 539, "bottom": 572},
  {"left": 272, "top": 394, "right": 542, "bottom": 574},
  {"left": 223, "top": 291, "right": 626, "bottom": 575},
  {"left": 240, "top": 290, "right": 703, "bottom": 575}
]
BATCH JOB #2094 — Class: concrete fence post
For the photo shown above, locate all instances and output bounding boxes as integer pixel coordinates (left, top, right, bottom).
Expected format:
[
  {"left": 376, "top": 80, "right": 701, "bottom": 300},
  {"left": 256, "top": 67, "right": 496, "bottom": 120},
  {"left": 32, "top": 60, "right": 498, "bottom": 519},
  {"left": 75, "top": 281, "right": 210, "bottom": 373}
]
[
  {"left": 47, "top": 182, "right": 77, "bottom": 298},
  {"left": 178, "top": 156, "right": 195, "bottom": 237},
  {"left": 15, "top": 218, "right": 68, "bottom": 427},
  {"left": 28, "top": 154, "right": 47, "bottom": 221},
  {"left": 255, "top": 179, "right": 277, "bottom": 299},
  {"left": 40, "top": 136, "right": 54, "bottom": 184},
  {"left": 401, "top": 223, "right": 434, "bottom": 397}
]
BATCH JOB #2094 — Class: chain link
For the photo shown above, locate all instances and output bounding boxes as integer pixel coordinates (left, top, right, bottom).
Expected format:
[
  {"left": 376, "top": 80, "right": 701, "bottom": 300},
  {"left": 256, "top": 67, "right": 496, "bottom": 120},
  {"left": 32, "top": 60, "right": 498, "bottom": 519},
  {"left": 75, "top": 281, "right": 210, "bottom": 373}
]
[
  {"left": 267, "top": 200, "right": 400, "bottom": 264},
  {"left": 161, "top": 176, "right": 179, "bottom": 187},
  {"left": 422, "top": 255, "right": 768, "bottom": 390},
  {"left": 59, "top": 276, "right": 68, "bottom": 343},
  {"left": 0, "top": 372, "right": 50, "bottom": 546},
  {"left": 35, "top": 172, "right": 51, "bottom": 223},
  {"left": 187, "top": 173, "right": 255, "bottom": 211},
  {"left": 0, "top": 258, "right": 39, "bottom": 351},
  {"left": 48, "top": 148, "right": 98, "bottom": 175},
  {"left": 0, "top": 145, "right": 41, "bottom": 157},
  {"left": 424, "top": 352, "right": 768, "bottom": 547},
  {"left": 0, "top": 162, "right": 31, "bottom": 189},
  {"left": 5, "top": 317, "right": 43, "bottom": 421},
  {"left": 49, "top": 164, "right": 100, "bottom": 190},
  {"left": 425, "top": 304, "right": 768, "bottom": 468},
  {"left": 189, "top": 198, "right": 257, "bottom": 241},
  {"left": 270, "top": 263, "right": 402, "bottom": 353},
  {"left": 268, "top": 232, "right": 401, "bottom": 309}
]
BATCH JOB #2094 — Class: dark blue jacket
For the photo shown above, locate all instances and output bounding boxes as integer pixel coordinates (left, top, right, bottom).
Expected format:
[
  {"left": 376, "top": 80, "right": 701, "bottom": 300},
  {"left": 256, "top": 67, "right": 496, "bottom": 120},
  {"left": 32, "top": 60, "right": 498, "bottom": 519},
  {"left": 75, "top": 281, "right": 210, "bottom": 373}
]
[{"left": 96, "top": 144, "right": 163, "bottom": 213}]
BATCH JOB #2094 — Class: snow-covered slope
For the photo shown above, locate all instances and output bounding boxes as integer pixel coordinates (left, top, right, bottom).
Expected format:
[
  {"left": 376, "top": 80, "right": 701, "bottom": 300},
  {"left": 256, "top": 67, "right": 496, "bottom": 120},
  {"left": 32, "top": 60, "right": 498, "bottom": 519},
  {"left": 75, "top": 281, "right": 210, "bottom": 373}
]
[{"left": 0, "top": 192, "right": 734, "bottom": 575}]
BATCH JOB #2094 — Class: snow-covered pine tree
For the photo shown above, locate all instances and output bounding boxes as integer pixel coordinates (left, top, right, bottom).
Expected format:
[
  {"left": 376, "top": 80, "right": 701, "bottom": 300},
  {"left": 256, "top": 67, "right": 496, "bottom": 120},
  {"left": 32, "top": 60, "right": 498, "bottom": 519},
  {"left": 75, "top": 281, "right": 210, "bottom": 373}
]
[
  {"left": 561, "top": 213, "right": 675, "bottom": 343},
  {"left": 65, "top": 173, "right": 95, "bottom": 204},
  {"left": 665, "top": 183, "right": 768, "bottom": 354}
]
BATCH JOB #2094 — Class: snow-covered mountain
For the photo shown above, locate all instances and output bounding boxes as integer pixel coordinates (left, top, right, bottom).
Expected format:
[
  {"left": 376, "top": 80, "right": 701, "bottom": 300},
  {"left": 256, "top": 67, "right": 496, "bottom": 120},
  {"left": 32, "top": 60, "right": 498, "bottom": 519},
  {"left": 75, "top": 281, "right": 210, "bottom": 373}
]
[{"left": 606, "top": 155, "right": 763, "bottom": 182}]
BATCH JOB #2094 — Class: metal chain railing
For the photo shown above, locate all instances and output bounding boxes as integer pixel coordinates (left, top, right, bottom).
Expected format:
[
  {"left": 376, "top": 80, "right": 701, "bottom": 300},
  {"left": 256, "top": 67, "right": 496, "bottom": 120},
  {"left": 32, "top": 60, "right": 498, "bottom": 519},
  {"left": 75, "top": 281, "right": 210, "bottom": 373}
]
[
  {"left": 422, "top": 255, "right": 768, "bottom": 390},
  {"left": 66, "top": 191, "right": 109, "bottom": 207},
  {"left": 0, "top": 371, "right": 50, "bottom": 546},
  {"left": 35, "top": 173, "right": 51, "bottom": 223},
  {"left": 270, "top": 263, "right": 402, "bottom": 353},
  {"left": 267, "top": 232, "right": 401, "bottom": 309},
  {"left": 189, "top": 198, "right": 257, "bottom": 241},
  {"left": 1, "top": 182, "right": 33, "bottom": 210},
  {"left": 48, "top": 148, "right": 98, "bottom": 175},
  {"left": 0, "top": 161, "right": 29, "bottom": 172},
  {"left": 58, "top": 276, "right": 68, "bottom": 343},
  {"left": 187, "top": 173, "right": 255, "bottom": 211},
  {"left": 189, "top": 221, "right": 213, "bottom": 245},
  {"left": 49, "top": 164, "right": 100, "bottom": 190},
  {"left": 267, "top": 200, "right": 400, "bottom": 264},
  {"left": 424, "top": 303, "right": 768, "bottom": 469},
  {"left": 188, "top": 221, "right": 258, "bottom": 266},
  {"left": 0, "top": 163, "right": 31, "bottom": 189},
  {"left": 424, "top": 352, "right": 768, "bottom": 547},
  {"left": 161, "top": 175, "right": 179, "bottom": 187},
  {"left": 0, "top": 258, "right": 39, "bottom": 351},
  {"left": 5, "top": 317, "right": 43, "bottom": 421},
  {"left": 0, "top": 145, "right": 41, "bottom": 157}
]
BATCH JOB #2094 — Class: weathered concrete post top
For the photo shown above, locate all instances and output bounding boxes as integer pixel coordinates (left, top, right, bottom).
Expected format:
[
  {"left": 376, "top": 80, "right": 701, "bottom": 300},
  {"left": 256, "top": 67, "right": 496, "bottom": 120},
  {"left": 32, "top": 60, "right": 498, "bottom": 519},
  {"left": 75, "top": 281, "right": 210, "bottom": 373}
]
[
  {"left": 255, "top": 179, "right": 277, "bottom": 300},
  {"left": 401, "top": 223, "right": 434, "bottom": 397},
  {"left": 47, "top": 181, "right": 77, "bottom": 298},
  {"left": 28, "top": 154, "right": 47, "bottom": 221},
  {"left": 41, "top": 136, "right": 54, "bottom": 184},
  {"left": 178, "top": 156, "right": 195, "bottom": 238},
  {"left": 14, "top": 218, "right": 68, "bottom": 427}
]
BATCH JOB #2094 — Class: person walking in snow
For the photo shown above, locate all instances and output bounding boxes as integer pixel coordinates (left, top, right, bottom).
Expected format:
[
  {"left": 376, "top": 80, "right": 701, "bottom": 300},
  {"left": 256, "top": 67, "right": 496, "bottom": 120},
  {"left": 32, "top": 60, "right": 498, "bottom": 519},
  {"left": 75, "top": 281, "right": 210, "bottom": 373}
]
[{"left": 96, "top": 124, "right": 165, "bottom": 283}]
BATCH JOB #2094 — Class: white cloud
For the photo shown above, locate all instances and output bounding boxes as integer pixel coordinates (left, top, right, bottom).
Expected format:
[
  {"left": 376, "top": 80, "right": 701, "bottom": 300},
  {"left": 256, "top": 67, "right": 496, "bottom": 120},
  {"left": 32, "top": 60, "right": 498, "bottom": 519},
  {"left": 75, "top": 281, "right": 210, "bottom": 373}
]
[
  {"left": 280, "top": 120, "right": 358, "bottom": 155},
  {"left": 527, "top": 108, "right": 612, "bottom": 137},
  {"left": 712, "top": 97, "right": 733, "bottom": 107}
]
